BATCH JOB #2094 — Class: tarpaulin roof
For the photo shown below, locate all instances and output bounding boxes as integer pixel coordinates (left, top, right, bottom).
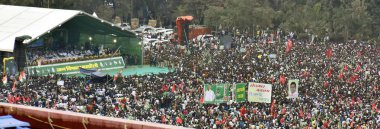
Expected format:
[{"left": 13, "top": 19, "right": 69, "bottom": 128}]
[
  {"left": 0, "top": 5, "right": 136, "bottom": 52},
  {"left": 0, "top": 115, "right": 30, "bottom": 128}
]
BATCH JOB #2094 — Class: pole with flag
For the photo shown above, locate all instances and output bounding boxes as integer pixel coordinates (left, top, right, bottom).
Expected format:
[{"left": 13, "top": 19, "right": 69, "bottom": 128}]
[
  {"left": 18, "top": 71, "right": 26, "bottom": 82},
  {"left": 2, "top": 75, "right": 7, "bottom": 86},
  {"left": 285, "top": 39, "right": 293, "bottom": 53},
  {"left": 326, "top": 48, "right": 333, "bottom": 58},
  {"left": 270, "top": 99, "right": 276, "bottom": 118},
  {"left": 11, "top": 80, "right": 16, "bottom": 92}
]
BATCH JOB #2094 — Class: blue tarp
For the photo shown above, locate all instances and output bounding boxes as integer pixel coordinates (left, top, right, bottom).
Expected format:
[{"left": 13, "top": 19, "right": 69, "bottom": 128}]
[
  {"left": 0, "top": 115, "right": 30, "bottom": 129},
  {"left": 79, "top": 67, "right": 97, "bottom": 75},
  {"left": 79, "top": 67, "right": 106, "bottom": 78}
]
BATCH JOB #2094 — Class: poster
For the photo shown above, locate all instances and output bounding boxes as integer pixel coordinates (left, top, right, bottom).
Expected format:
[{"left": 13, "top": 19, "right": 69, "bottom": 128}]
[
  {"left": 148, "top": 20, "right": 157, "bottom": 27},
  {"left": 204, "top": 84, "right": 231, "bottom": 104},
  {"left": 235, "top": 83, "right": 246, "bottom": 102},
  {"left": 287, "top": 79, "right": 299, "bottom": 98},
  {"left": 131, "top": 18, "right": 139, "bottom": 29},
  {"left": 248, "top": 82, "right": 272, "bottom": 103}
]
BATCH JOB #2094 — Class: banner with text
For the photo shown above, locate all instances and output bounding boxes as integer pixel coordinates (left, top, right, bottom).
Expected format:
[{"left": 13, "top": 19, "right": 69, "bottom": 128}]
[
  {"left": 248, "top": 82, "right": 272, "bottom": 103},
  {"left": 27, "top": 57, "right": 125, "bottom": 76},
  {"left": 235, "top": 83, "right": 246, "bottom": 102},
  {"left": 204, "top": 84, "right": 231, "bottom": 104}
]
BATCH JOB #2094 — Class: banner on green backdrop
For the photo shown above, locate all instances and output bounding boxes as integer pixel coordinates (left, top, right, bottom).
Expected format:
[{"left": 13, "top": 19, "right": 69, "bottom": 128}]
[
  {"left": 27, "top": 57, "right": 125, "bottom": 76},
  {"left": 235, "top": 83, "right": 246, "bottom": 102},
  {"left": 204, "top": 84, "right": 231, "bottom": 104}
]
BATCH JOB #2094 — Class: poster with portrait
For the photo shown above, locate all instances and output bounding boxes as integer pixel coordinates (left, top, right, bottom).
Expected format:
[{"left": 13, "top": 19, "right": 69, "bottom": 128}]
[
  {"left": 287, "top": 79, "right": 299, "bottom": 98},
  {"left": 204, "top": 84, "right": 231, "bottom": 104}
]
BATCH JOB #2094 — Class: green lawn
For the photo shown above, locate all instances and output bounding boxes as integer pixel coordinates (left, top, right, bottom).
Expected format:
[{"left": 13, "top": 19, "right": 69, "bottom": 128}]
[{"left": 71, "top": 65, "right": 170, "bottom": 77}]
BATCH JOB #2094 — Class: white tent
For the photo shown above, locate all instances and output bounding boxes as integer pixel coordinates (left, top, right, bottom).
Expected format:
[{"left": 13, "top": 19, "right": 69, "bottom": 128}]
[
  {"left": 92, "top": 12, "right": 98, "bottom": 18},
  {"left": 0, "top": 5, "right": 134, "bottom": 52},
  {"left": 0, "top": 5, "right": 81, "bottom": 52}
]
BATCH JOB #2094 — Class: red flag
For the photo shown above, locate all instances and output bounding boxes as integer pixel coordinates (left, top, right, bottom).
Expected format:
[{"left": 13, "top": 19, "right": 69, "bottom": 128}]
[
  {"left": 11, "top": 81, "right": 16, "bottom": 92},
  {"left": 280, "top": 75, "right": 286, "bottom": 85},
  {"left": 326, "top": 48, "right": 333, "bottom": 58},
  {"left": 372, "top": 101, "right": 378, "bottom": 111},
  {"left": 343, "top": 65, "right": 349, "bottom": 71},
  {"left": 323, "top": 120, "right": 330, "bottom": 128},
  {"left": 15, "top": 96, "right": 20, "bottom": 102},
  {"left": 270, "top": 99, "right": 276, "bottom": 116},
  {"left": 299, "top": 108, "right": 304, "bottom": 118},
  {"left": 179, "top": 82, "right": 184, "bottom": 90},
  {"left": 239, "top": 106, "right": 246, "bottom": 116},
  {"left": 200, "top": 96, "right": 204, "bottom": 103},
  {"left": 281, "top": 107, "right": 286, "bottom": 114},
  {"left": 351, "top": 97, "right": 355, "bottom": 105},
  {"left": 338, "top": 72, "right": 344, "bottom": 80},
  {"left": 10, "top": 97, "right": 15, "bottom": 104},
  {"left": 176, "top": 116, "right": 183, "bottom": 124},
  {"left": 18, "top": 71, "right": 26, "bottom": 82},
  {"left": 326, "top": 67, "right": 333, "bottom": 78},
  {"left": 161, "top": 115, "right": 166, "bottom": 123},
  {"left": 307, "top": 112, "right": 311, "bottom": 119},
  {"left": 354, "top": 63, "right": 361, "bottom": 73},
  {"left": 285, "top": 39, "right": 293, "bottom": 53},
  {"left": 215, "top": 120, "right": 222, "bottom": 125},
  {"left": 324, "top": 81, "right": 328, "bottom": 88},
  {"left": 114, "top": 105, "right": 119, "bottom": 111},
  {"left": 7, "top": 94, "right": 13, "bottom": 103},
  {"left": 113, "top": 74, "right": 118, "bottom": 82},
  {"left": 162, "top": 84, "right": 168, "bottom": 91},
  {"left": 349, "top": 74, "right": 359, "bottom": 83},
  {"left": 172, "top": 84, "right": 176, "bottom": 93}
]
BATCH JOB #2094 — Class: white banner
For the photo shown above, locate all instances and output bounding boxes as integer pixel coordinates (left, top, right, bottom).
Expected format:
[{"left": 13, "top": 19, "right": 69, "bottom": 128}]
[{"left": 248, "top": 82, "right": 272, "bottom": 103}]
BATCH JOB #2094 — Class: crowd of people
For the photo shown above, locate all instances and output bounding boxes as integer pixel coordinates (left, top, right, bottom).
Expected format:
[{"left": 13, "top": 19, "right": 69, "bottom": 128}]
[
  {"left": 1, "top": 29, "right": 380, "bottom": 129},
  {"left": 27, "top": 45, "right": 120, "bottom": 66}
]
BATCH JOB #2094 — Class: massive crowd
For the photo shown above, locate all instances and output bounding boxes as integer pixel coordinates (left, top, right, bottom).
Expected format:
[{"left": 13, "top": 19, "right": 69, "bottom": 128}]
[{"left": 1, "top": 30, "right": 380, "bottom": 129}]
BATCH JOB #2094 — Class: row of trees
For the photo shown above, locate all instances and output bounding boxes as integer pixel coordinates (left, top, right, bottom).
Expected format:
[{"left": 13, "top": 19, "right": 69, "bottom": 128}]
[
  {"left": 1, "top": 0, "right": 380, "bottom": 41},
  {"left": 202, "top": 0, "right": 379, "bottom": 41}
]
